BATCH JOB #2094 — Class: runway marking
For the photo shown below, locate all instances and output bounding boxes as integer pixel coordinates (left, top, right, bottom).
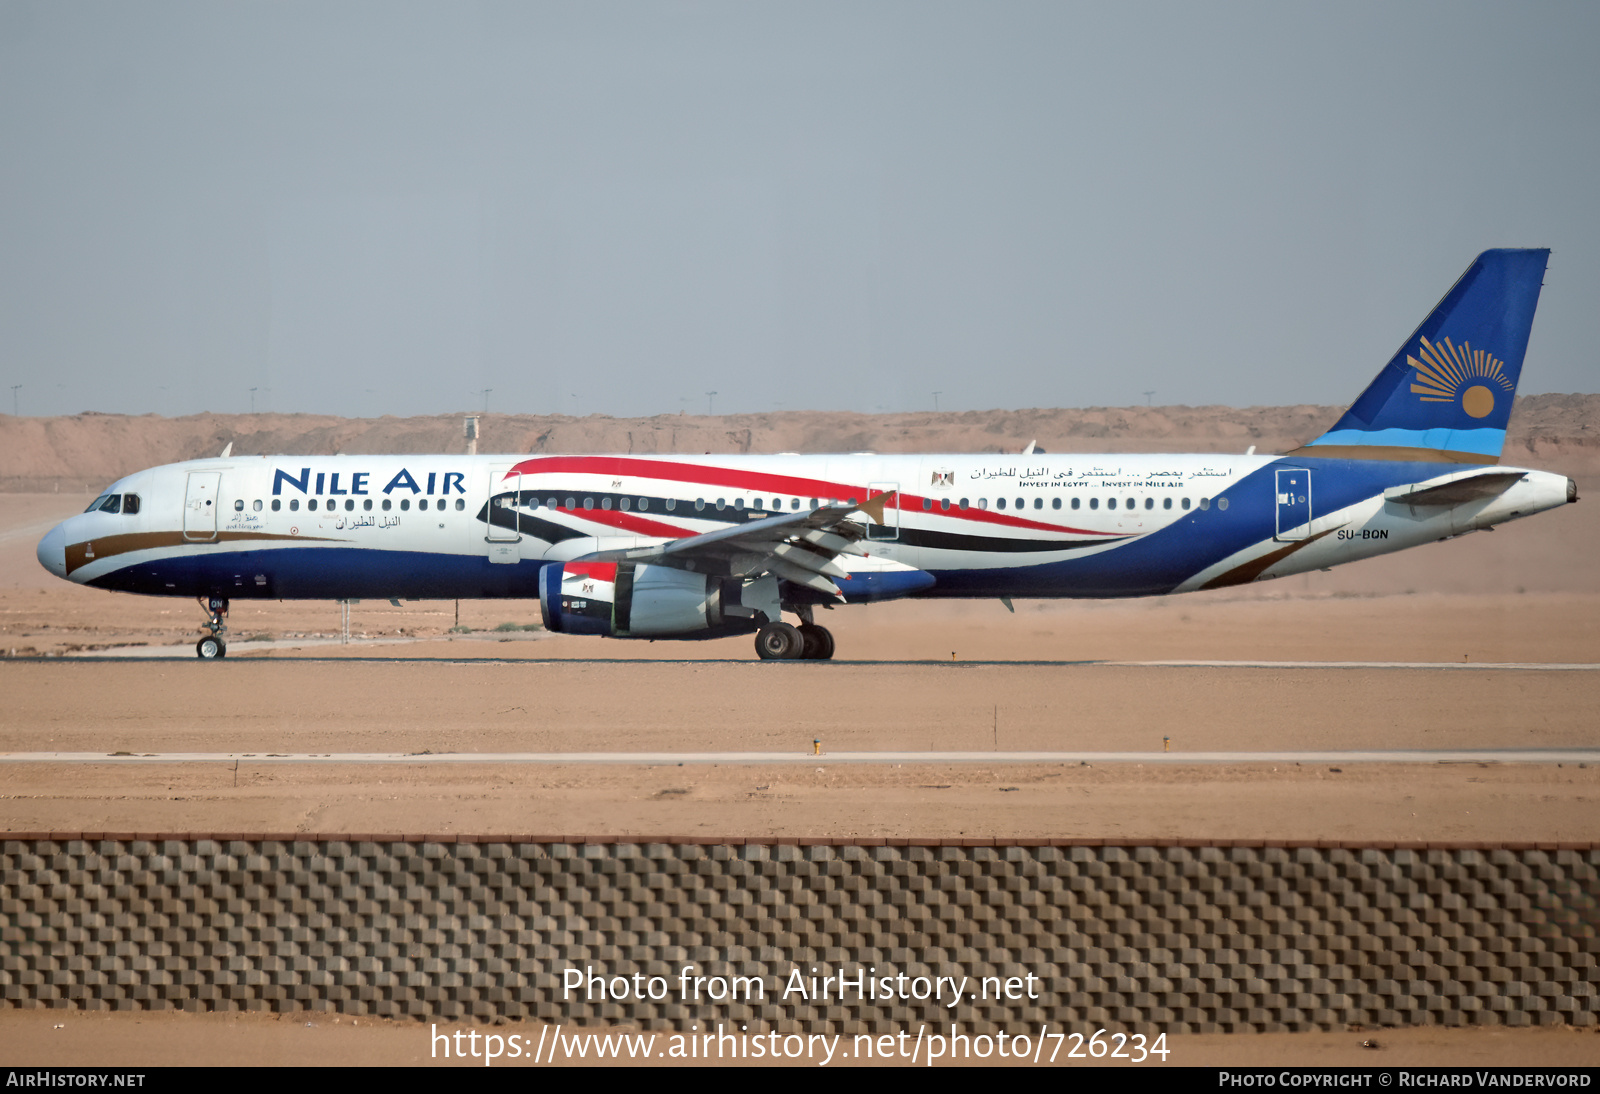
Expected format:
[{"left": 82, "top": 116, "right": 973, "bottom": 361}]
[
  {"left": 1104, "top": 660, "right": 1600, "bottom": 671},
  {"left": 48, "top": 647, "right": 1600, "bottom": 670},
  {"left": 4, "top": 750, "right": 1598, "bottom": 765}
]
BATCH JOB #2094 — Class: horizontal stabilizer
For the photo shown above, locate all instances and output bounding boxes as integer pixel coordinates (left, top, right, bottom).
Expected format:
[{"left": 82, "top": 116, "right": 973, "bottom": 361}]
[{"left": 1383, "top": 470, "right": 1525, "bottom": 507}]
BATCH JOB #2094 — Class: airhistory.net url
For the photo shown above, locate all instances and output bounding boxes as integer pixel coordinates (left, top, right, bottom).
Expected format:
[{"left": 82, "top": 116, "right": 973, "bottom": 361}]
[{"left": 429, "top": 1022, "right": 1171, "bottom": 1066}]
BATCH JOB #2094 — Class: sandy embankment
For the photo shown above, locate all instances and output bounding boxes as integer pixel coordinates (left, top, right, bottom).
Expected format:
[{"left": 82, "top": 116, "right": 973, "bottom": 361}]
[{"left": 0, "top": 405, "right": 1595, "bottom": 1066}]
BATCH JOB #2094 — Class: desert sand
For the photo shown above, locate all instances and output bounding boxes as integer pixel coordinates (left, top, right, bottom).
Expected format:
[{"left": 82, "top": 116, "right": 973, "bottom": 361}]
[{"left": 1, "top": 406, "right": 1596, "bottom": 1066}]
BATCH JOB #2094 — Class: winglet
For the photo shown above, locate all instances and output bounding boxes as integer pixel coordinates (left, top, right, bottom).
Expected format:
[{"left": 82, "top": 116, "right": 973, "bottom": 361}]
[{"left": 858, "top": 490, "right": 896, "bottom": 525}]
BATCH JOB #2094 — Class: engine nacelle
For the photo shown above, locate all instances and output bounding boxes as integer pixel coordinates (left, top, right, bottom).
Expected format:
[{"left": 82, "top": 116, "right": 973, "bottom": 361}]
[{"left": 539, "top": 561, "right": 750, "bottom": 638}]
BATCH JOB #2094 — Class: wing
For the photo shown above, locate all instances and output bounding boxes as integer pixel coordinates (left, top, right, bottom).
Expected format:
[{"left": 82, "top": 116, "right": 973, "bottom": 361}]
[{"left": 584, "top": 492, "right": 897, "bottom": 598}]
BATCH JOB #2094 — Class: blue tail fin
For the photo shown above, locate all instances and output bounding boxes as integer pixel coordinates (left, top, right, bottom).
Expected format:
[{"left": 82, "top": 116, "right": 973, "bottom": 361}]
[{"left": 1294, "top": 248, "right": 1549, "bottom": 464}]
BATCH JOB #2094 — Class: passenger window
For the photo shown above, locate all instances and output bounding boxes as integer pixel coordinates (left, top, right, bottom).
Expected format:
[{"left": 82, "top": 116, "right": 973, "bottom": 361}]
[
  {"left": 940, "top": 498, "right": 951, "bottom": 511},
  {"left": 977, "top": 498, "right": 988, "bottom": 510},
  {"left": 309, "top": 499, "right": 318, "bottom": 511},
  {"left": 565, "top": 497, "right": 575, "bottom": 509},
  {"left": 272, "top": 499, "right": 281, "bottom": 512},
  {"left": 400, "top": 499, "right": 410, "bottom": 511},
  {"left": 734, "top": 498, "right": 744, "bottom": 511},
  {"left": 1163, "top": 498, "right": 1172, "bottom": 510},
  {"left": 665, "top": 499, "right": 675, "bottom": 511},
  {"left": 234, "top": 499, "right": 244, "bottom": 511},
  {"left": 1090, "top": 498, "right": 1099, "bottom": 510},
  {"left": 638, "top": 498, "right": 649, "bottom": 511},
  {"left": 1071, "top": 498, "right": 1080, "bottom": 510},
  {"left": 1145, "top": 498, "right": 1154, "bottom": 510},
  {"left": 619, "top": 497, "right": 630, "bottom": 512},
  {"left": 381, "top": 499, "right": 390, "bottom": 511},
  {"left": 923, "top": 497, "right": 932, "bottom": 511},
  {"left": 547, "top": 497, "right": 557, "bottom": 509},
  {"left": 959, "top": 498, "right": 968, "bottom": 510},
  {"left": 809, "top": 498, "right": 818, "bottom": 509},
  {"left": 289, "top": 499, "right": 299, "bottom": 512},
  {"left": 695, "top": 498, "right": 705, "bottom": 511},
  {"left": 1052, "top": 498, "right": 1061, "bottom": 510},
  {"left": 790, "top": 498, "right": 800, "bottom": 510},
  {"left": 1218, "top": 497, "right": 1230, "bottom": 511},
  {"left": 1107, "top": 498, "right": 1117, "bottom": 510},
  {"left": 601, "top": 497, "right": 611, "bottom": 510},
  {"left": 363, "top": 499, "right": 372, "bottom": 511},
  {"left": 456, "top": 498, "right": 464, "bottom": 511},
  {"left": 996, "top": 498, "right": 1006, "bottom": 510},
  {"left": 772, "top": 498, "right": 781, "bottom": 510},
  {"left": 253, "top": 499, "right": 263, "bottom": 512},
  {"left": 419, "top": 499, "right": 429, "bottom": 511},
  {"left": 1033, "top": 498, "right": 1043, "bottom": 510},
  {"left": 1181, "top": 497, "right": 1191, "bottom": 511},
  {"left": 345, "top": 499, "right": 355, "bottom": 511},
  {"left": 1199, "top": 497, "right": 1210, "bottom": 510}
]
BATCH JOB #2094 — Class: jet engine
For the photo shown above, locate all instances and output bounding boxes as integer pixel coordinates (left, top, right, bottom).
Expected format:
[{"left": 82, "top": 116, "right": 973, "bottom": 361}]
[{"left": 539, "top": 561, "right": 755, "bottom": 639}]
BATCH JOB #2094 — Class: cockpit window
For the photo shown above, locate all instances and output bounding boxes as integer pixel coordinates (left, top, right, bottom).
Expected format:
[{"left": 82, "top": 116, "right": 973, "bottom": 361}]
[
  {"left": 96, "top": 494, "right": 122, "bottom": 514},
  {"left": 85, "top": 495, "right": 111, "bottom": 513},
  {"left": 123, "top": 494, "right": 140, "bottom": 514}
]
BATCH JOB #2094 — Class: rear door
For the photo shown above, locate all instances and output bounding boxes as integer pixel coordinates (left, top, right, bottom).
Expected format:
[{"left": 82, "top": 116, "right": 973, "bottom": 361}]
[
  {"left": 184, "top": 472, "right": 221, "bottom": 542},
  {"left": 1275, "top": 468, "right": 1312, "bottom": 541}
]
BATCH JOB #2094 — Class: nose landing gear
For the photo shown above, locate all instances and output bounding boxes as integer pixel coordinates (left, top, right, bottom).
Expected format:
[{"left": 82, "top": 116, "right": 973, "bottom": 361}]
[{"left": 196, "top": 596, "right": 229, "bottom": 659}]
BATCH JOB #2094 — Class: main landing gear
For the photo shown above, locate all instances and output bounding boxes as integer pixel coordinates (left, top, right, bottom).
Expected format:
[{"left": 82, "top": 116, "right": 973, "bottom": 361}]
[
  {"left": 754, "top": 620, "right": 835, "bottom": 660},
  {"left": 196, "top": 596, "right": 229, "bottom": 660}
]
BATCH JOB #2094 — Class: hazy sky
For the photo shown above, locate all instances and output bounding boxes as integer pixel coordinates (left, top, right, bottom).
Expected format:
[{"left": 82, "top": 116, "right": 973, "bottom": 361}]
[{"left": 2, "top": 1, "right": 1597, "bottom": 420}]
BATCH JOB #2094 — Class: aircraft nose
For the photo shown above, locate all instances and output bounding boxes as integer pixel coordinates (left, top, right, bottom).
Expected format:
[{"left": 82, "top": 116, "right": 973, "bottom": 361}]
[{"left": 37, "top": 522, "right": 67, "bottom": 579}]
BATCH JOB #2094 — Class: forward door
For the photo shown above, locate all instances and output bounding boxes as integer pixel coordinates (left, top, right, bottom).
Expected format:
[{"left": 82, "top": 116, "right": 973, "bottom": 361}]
[{"left": 183, "top": 472, "right": 221, "bottom": 542}]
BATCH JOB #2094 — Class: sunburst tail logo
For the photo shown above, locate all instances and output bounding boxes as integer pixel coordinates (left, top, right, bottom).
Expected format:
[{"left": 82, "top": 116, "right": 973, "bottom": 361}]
[
  {"left": 1408, "top": 335, "right": 1515, "bottom": 419},
  {"left": 1292, "top": 248, "right": 1549, "bottom": 463}
]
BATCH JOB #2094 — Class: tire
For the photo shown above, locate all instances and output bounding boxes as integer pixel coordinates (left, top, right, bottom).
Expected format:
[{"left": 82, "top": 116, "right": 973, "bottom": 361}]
[
  {"left": 196, "top": 636, "right": 225, "bottom": 660},
  {"left": 798, "top": 624, "right": 835, "bottom": 660},
  {"left": 754, "top": 621, "right": 803, "bottom": 660}
]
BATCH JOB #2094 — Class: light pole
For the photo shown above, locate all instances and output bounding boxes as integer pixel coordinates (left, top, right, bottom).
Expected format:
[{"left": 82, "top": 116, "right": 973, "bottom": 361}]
[
  {"left": 249, "top": 387, "right": 258, "bottom": 413},
  {"left": 1144, "top": 391, "right": 1155, "bottom": 407},
  {"left": 932, "top": 391, "right": 942, "bottom": 413},
  {"left": 479, "top": 388, "right": 492, "bottom": 413},
  {"left": 9, "top": 385, "right": 18, "bottom": 417},
  {"left": 706, "top": 391, "right": 718, "bottom": 415}
]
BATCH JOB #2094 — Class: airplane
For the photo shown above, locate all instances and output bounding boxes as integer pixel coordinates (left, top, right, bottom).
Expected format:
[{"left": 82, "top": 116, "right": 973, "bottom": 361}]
[{"left": 36, "top": 248, "right": 1575, "bottom": 661}]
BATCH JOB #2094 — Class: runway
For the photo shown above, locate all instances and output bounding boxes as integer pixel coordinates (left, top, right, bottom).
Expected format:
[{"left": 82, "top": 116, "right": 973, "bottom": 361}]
[
  {"left": 54, "top": 644, "right": 1600, "bottom": 671},
  {"left": 5, "top": 748, "right": 1599, "bottom": 765}
]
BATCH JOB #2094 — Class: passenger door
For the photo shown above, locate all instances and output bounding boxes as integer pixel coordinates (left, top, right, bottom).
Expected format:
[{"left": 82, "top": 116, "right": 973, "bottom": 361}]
[
  {"left": 1275, "top": 468, "right": 1312, "bottom": 541},
  {"left": 485, "top": 466, "right": 521, "bottom": 564},
  {"left": 183, "top": 472, "right": 221, "bottom": 542}
]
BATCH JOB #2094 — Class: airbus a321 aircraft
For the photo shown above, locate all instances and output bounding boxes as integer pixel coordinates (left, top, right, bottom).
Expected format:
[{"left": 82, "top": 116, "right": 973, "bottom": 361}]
[{"left": 37, "top": 249, "right": 1575, "bottom": 661}]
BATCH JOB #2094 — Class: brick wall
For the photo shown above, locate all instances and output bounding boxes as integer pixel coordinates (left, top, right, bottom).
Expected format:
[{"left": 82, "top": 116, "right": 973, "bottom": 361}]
[{"left": 2, "top": 836, "right": 1595, "bottom": 1033}]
